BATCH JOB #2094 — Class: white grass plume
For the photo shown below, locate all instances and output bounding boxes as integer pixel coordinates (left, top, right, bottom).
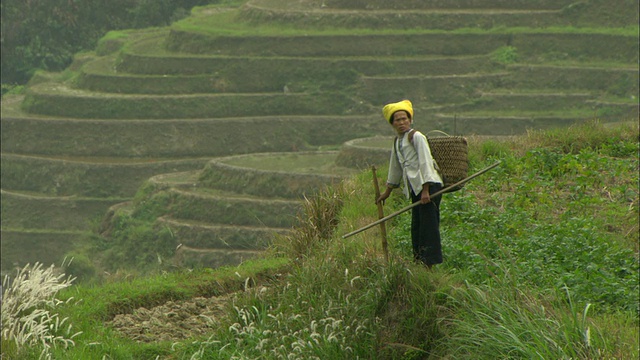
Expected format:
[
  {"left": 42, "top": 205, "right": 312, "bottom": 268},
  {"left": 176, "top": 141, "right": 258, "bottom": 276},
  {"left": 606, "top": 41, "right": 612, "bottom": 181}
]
[{"left": 1, "top": 259, "right": 82, "bottom": 359}]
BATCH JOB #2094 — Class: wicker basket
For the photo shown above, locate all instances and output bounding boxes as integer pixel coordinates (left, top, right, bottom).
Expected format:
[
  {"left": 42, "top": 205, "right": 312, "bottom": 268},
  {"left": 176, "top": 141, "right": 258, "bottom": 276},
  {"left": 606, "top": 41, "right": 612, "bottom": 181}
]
[{"left": 427, "top": 132, "right": 468, "bottom": 192}]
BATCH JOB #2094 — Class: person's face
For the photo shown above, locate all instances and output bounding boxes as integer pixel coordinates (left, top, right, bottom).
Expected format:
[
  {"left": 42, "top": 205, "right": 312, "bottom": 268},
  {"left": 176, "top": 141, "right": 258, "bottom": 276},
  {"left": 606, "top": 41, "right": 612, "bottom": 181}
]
[{"left": 391, "top": 111, "right": 412, "bottom": 135}]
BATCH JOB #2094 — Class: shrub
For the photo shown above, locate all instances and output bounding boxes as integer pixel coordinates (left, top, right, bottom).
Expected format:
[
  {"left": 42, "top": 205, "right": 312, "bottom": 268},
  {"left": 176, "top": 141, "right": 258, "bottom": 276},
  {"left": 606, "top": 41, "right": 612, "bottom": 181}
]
[{"left": 490, "top": 45, "right": 519, "bottom": 64}]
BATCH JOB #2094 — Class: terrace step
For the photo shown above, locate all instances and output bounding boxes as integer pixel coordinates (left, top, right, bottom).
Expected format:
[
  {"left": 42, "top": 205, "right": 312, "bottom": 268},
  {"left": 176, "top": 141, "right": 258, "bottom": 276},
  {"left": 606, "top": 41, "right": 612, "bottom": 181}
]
[
  {"left": 157, "top": 217, "right": 292, "bottom": 250},
  {"left": 241, "top": 3, "right": 562, "bottom": 30},
  {"left": 149, "top": 187, "right": 302, "bottom": 228},
  {"left": 429, "top": 111, "right": 625, "bottom": 135},
  {"left": 119, "top": 36, "right": 495, "bottom": 76},
  {"left": 91, "top": 51, "right": 360, "bottom": 95},
  {"left": 0, "top": 229, "right": 90, "bottom": 276},
  {"left": 165, "top": 30, "right": 510, "bottom": 56},
  {"left": 0, "top": 153, "right": 209, "bottom": 197},
  {"left": 168, "top": 12, "right": 639, "bottom": 61},
  {"left": 335, "top": 136, "right": 391, "bottom": 169},
  {"left": 1, "top": 100, "right": 387, "bottom": 157},
  {"left": 509, "top": 34, "right": 639, "bottom": 63},
  {"left": 78, "top": 55, "right": 243, "bottom": 94},
  {"left": 447, "top": 91, "right": 595, "bottom": 112},
  {"left": 240, "top": 0, "right": 637, "bottom": 29},
  {"left": 145, "top": 170, "right": 201, "bottom": 190},
  {"left": 505, "top": 64, "right": 639, "bottom": 97},
  {"left": 585, "top": 101, "right": 639, "bottom": 120},
  {"left": 444, "top": 92, "right": 638, "bottom": 120},
  {"left": 296, "top": 0, "right": 574, "bottom": 10},
  {"left": 92, "top": 168, "right": 303, "bottom": 269},
  {"left": 22, "top": 83, "right": 359, "bottom": 119},
  {"left": 0, "top": 189, "right": 125, "bottom": 231},
  {"left": 199, "top": 152, "right": 356, "bottom": 199},
  {"left": 174, "top": 244, "right": 264, "bottom": 269},
  {"left": 359, "top": 72, "right": 509, "bottom": 105},
  {"left": 81, "top": 51, "right": 493, "bottom": 93}
]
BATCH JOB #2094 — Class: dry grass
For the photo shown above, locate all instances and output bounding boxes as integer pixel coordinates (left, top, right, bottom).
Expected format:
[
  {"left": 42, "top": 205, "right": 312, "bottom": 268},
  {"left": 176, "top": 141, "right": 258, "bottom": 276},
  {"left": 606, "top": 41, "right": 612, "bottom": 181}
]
[
  {"left": 1, "top": 259, "right": 81, "bottom": 359},
  {"left": 271, "top": 184, "right": 345, "bottom": 261}
]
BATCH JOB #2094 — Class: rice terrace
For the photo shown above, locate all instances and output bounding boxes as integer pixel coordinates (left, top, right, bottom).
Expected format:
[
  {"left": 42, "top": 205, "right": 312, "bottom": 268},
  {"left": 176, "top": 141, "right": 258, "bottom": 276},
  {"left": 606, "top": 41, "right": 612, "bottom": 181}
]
[{"left": 0, "top": 0, "right": 638, "bottom": 358}]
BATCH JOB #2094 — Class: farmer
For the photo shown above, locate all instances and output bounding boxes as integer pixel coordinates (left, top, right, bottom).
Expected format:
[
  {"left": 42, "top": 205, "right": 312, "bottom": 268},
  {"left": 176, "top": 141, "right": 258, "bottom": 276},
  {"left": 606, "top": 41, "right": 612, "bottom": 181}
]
[{"left": 375, "top": 99, "right": 444, "bottom": 269}]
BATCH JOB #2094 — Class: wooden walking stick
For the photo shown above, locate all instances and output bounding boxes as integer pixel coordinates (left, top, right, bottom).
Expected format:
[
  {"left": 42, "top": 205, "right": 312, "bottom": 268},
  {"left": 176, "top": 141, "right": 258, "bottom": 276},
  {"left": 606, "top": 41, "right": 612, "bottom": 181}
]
[
  {"left": 371, "top": 166, "right": 389, "bottom": 262},
  {"left": 342, "top": 161, "right": 501, "bottom": 239}
]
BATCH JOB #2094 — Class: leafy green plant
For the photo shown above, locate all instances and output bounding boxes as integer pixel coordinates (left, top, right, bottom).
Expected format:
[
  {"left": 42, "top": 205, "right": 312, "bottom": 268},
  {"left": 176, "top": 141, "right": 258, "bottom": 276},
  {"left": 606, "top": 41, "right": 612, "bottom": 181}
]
[
  {"left": 490, "top": 45, "right": 519, "bottom": 64},
  {"left": 432, "top": 123, "right": 639, "bottom": 313}
]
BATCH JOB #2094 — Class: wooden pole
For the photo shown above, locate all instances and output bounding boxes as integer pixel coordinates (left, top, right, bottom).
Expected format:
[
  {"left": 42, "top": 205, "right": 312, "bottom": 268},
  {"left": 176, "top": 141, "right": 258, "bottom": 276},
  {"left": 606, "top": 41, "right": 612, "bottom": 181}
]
[
  {"left": 342, "top": 161, "right": 501, "bottom": 239},
  {"left": 371, "top": 166, "right": 389, "bottom": 262}
]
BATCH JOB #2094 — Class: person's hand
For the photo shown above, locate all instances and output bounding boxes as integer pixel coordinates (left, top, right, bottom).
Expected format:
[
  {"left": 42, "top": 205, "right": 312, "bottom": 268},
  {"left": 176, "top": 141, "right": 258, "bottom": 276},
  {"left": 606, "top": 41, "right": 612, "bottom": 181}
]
[
  {"left": 376, "top": 188, "right": 391, "bottom": 205},
  {"left": 420, "top": 189, "right": 431, "bottom": 204}
]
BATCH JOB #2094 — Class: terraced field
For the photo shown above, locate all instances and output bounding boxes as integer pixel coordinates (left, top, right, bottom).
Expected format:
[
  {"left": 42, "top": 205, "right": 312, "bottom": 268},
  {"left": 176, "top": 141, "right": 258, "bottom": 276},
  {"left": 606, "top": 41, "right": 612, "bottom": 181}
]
[{"left": 1, "top": 0, "right": 638, "bottom": 275}]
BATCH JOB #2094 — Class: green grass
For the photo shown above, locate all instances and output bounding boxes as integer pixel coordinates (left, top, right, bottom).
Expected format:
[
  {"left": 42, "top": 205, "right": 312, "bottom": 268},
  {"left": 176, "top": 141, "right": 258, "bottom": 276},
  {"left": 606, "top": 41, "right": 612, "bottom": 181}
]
[
  {"left": 5, "top": 121, "right": 636, "bottom": 359},
  {"left": 44, "top": 258, "right": 289, "bottom": 360}
]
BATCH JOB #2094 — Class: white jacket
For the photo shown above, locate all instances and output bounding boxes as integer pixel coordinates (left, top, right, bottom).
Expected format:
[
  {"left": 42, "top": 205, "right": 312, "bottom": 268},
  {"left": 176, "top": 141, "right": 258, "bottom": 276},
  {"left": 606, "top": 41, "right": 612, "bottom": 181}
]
[{"left": 386, "top": 129, "right": 442, "bottom": 199}]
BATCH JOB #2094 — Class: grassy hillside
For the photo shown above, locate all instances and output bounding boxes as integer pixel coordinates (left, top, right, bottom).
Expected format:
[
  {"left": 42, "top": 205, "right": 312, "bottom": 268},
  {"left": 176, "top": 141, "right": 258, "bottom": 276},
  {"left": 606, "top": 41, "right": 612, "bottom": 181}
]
[
  {"left": 2, "top": 0, "right": 638, "bottom": 279},
  {"left": 2, "top": 121, "right": 637, "bottom": 359}
]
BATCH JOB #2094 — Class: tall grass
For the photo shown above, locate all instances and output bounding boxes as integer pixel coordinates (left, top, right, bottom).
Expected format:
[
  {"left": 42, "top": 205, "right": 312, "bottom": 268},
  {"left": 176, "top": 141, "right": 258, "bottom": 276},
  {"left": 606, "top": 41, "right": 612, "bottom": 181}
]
[
  {"left": 1, "top": 260, "right": 81, "bottom": 359},
  {"left": 185, "top": 251, "right": 450, "bottom": 359},
  {"left": 183, "top": 175, "right": 451, "bottom": 359},
  {"left": 432, "top": 281, "right": 609, "bottom": 359},
  {"left": 271, "top": 184, "right": 345, "bottom": 262}
]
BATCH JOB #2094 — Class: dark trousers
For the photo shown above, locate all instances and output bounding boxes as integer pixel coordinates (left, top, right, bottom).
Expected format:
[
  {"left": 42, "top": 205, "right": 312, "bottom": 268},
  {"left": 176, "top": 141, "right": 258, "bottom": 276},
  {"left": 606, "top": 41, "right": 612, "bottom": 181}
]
[{"left": 411, "top": 183, "right": 443, "bottom": 266}]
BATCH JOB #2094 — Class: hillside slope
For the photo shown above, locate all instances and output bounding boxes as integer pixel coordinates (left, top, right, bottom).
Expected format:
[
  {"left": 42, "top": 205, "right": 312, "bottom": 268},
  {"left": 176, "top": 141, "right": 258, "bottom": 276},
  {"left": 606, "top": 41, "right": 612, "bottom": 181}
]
[
  {"left": 3, "top": 121, "right": 636, "bottom": 360},
  {"left": 0, "top": 0, "right": 638, "bottom": 277}
]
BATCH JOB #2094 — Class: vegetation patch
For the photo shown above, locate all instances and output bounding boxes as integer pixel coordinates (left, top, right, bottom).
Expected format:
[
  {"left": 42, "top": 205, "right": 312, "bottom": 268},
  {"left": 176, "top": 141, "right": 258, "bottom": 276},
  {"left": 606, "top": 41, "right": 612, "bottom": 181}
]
[
  {"left": 95, "top": 31, "right": 130, "bottom": 56},
  {"left": 490, "top": 45, "right": 519, "bottom": 64},
  {"left": 393, "top": 121, "right": 639, "bottom": 312},
  {"left": 3, "top": 122, "right": 637, "bottom": 359}
]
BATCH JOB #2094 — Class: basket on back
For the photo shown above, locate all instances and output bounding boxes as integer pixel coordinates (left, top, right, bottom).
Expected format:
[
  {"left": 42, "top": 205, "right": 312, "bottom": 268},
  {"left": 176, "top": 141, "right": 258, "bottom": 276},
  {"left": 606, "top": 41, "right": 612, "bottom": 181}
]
[{"left": 427, "top": 131, "right": 468, "bottom": 192}]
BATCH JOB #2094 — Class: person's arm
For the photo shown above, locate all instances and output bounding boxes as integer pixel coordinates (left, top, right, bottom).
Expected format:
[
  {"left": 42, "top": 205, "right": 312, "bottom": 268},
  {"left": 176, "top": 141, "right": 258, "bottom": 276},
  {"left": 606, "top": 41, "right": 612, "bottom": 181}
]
[{"left": 376, "top": 186, "right": 394, "bottom": 204}]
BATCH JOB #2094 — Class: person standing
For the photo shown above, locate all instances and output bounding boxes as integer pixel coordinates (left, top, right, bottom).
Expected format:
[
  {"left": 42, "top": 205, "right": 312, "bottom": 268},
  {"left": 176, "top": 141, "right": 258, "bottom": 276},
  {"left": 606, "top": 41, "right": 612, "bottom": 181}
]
[{"left": 375, "top": 100, "right": 444, "bottom": 269}]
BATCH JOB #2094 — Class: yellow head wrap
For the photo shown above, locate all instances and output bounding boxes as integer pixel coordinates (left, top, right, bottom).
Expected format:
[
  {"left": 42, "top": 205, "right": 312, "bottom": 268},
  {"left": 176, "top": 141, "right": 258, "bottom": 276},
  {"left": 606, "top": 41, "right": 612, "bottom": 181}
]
[{"left": 382, "top": 99, "right": 414, "bottom": 123}]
